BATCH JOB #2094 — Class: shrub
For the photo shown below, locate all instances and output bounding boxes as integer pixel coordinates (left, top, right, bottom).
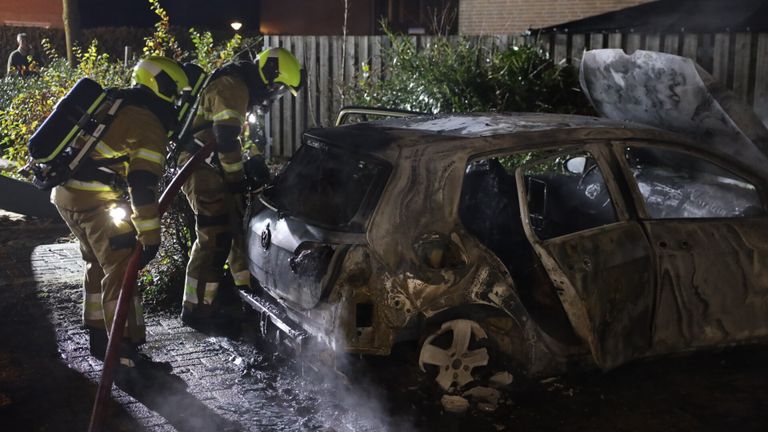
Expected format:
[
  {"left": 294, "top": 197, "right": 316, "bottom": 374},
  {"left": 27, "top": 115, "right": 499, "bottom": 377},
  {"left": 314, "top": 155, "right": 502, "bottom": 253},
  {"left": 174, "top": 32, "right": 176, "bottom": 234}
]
[{"left": 349, "top": 28, "right": 592, "bottom": 115}]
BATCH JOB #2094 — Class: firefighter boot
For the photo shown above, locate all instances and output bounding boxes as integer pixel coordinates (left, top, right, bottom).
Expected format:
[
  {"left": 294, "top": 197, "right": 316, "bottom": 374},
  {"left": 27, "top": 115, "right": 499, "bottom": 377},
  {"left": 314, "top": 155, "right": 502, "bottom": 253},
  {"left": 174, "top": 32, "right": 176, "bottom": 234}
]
[
  {"left": 88, "top": 327, "right": 108, "bottom": 361},
  {"left": 181, "top": 300, "right": 240, "bottom": 337},
  {"left": 114, "top": 341, "right": 175, "bottom": 394},
  {"left": 180, "top": 303, "right": 216, "bottom": 331}
]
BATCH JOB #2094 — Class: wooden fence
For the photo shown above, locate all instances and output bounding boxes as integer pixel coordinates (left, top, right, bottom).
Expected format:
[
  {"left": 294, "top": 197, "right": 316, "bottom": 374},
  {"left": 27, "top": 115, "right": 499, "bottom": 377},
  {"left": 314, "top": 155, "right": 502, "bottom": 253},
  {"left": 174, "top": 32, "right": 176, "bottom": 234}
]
[{"left": 262, "top": 32, "right": 768, "bottom": 157}]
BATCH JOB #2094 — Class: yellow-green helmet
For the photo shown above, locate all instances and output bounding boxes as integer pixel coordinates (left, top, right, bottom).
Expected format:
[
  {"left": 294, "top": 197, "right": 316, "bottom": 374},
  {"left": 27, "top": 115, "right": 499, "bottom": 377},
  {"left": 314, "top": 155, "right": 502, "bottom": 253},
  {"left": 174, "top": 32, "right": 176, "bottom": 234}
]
[
  {"left": 131, "top": 56, "right": 190, "bottom": 103},
  {"left": 257, "top": 47, "right": 304, "bottom": 97}
]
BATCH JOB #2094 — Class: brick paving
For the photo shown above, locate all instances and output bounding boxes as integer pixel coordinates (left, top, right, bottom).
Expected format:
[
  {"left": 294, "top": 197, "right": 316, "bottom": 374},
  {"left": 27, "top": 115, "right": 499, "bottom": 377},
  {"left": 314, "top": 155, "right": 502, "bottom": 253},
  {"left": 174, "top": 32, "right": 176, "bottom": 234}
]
[{"left": 0, "top": 239, "right": 356, "bottom": 432}]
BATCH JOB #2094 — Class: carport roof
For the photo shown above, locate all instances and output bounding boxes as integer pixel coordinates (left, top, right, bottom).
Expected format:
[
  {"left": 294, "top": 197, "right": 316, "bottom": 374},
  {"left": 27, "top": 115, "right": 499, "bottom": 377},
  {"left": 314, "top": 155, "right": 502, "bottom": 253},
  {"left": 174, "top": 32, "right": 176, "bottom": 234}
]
[{"left": 532, "top": 0, "right": 768, "bottom": 34}]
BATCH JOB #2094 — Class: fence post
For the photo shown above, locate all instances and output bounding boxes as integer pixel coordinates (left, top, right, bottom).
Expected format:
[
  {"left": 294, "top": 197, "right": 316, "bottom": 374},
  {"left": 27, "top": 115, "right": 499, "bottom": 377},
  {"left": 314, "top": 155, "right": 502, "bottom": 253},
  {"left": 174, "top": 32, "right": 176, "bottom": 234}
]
[
  {"left": 570, "top": 34, "right": 585, "bottom": 65},
  {"left": 644, "top": 34, "right": 661, "bottom": 51},
  {"left": 662, "top": 33, "right": 680, "bottom": 54},
  {"left": 607, "top": 32, "right": 622, "bottom": 49},
  {"left": 331, "top": 36, "right": 343, "bottom": 125},
  {"left": 589, "top": 33, "right": 605, "bottom": 50},
  {"left": 305, "top": 35, "right": 319, "bottom": 129},
  {"left": 712, "top": 33, "right": 731, "bottom": 85},
  {"left": 318, "top": 36, "right": 330, "bottom": 127},
  {"left": 553, "top": 34, "right": 568, "bottom": 65},
  {"left": 625, "top": 33, "right": 642, "bottom": 54},
  {"left": 733, "top": 33, "right": 753, "bottom": 104},
  {"left": 681, "top": 34, "right": 698, "bottom": 61},
  {"left": 754, "top": 33, "right": 768, "bottom": 126},
  {"left": 281, "top": 36, "right": 294, "bottom": 156},
  {"left": 123, "top": 46, "right": 132, "bottom": 67},
  {"left": 343, "top": 35, "right": 356, "bottom": 107},
  {"left": 371, "top": 35, "right": 382, "bottom": 81}
]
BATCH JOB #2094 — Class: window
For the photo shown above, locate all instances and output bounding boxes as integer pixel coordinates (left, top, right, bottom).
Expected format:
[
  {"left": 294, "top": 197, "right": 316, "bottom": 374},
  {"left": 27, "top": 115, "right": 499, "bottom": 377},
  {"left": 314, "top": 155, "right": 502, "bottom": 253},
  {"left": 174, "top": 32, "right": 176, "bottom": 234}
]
[
  {"left": 262, "top": 141, "right": 389, "bottom": 231},
  {"left": 624, "top": 147, "right": 765, "bottom": 219},
  {"left": 522, "top": 151, "right": 617, "bottom": 240},
  {"left": 458, "top": 156, "right": 530, "bottom": 277}
]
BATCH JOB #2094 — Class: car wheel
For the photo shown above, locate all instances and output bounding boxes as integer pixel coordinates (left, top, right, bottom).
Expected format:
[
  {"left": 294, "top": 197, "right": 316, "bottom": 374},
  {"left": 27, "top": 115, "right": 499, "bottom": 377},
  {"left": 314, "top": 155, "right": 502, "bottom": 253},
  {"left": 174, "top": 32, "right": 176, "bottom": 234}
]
[{"left": 418, "top": 319, "right": 492, "bottom": 391}]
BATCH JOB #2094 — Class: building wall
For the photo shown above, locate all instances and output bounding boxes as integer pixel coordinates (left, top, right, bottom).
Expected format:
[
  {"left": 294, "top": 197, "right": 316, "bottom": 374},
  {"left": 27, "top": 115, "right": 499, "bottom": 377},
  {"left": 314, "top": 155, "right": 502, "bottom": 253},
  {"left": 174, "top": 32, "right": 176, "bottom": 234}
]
[
  {"left": 261, "top": 0, "right": 375, "bottom": 35},
  {"left": 0, "top": 0, "right": 62, "bottom": 28},
  {"left": 459, "top": 0, "right": 655, "bottom": 35}
]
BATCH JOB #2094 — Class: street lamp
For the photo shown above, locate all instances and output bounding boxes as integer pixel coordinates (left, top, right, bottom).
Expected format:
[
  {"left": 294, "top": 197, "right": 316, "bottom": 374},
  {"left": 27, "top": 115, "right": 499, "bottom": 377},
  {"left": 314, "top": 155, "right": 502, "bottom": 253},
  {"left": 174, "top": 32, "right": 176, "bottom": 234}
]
[{"left": 230, "top": 21, "right": 243, "bottom": 32}]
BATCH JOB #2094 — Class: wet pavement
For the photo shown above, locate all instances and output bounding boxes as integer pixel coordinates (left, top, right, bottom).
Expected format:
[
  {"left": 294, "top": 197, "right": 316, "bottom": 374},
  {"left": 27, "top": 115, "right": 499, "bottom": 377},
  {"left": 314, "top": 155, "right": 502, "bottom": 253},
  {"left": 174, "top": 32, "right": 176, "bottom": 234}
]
[{"left": 1, "top": 213, "right": 768, "bottom": 431}]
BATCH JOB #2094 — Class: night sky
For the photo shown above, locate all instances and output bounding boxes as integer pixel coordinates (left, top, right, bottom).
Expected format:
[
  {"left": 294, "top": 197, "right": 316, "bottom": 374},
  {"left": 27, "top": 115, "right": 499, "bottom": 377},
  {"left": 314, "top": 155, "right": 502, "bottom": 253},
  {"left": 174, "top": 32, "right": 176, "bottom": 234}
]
[{"left": 79, "top": 0, "right": 260, "bottom": 30}]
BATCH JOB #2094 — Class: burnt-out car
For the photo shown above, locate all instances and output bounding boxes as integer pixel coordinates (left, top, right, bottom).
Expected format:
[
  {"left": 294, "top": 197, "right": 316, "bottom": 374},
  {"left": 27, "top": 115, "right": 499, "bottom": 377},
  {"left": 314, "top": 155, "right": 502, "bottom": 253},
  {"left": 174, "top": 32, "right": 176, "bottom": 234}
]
[{"left": 241, "top": 49, "right": 768, "bottom": 391}]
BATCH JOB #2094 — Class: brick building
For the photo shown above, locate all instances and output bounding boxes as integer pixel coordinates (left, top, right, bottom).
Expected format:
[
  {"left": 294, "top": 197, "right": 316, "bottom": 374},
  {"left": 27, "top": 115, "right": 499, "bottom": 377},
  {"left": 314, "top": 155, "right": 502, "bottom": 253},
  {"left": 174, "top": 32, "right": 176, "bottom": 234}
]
[
  {"left": 459, "top": 0, "right": 657, "bottom": 35},
  {"left": 261, "top": 0, "right": 458, "bottom": 35},
  {"left": 0, "top": 0, "right": 62, "bottom": 28}
]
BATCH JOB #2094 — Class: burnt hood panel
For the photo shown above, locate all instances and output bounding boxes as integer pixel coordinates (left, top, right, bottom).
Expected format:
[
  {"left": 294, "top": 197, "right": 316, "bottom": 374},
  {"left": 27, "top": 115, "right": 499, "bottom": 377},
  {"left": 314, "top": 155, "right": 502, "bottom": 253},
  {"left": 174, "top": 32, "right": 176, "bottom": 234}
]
[{"left": 580, "top": 49, "right": 768, "bottom": 177}]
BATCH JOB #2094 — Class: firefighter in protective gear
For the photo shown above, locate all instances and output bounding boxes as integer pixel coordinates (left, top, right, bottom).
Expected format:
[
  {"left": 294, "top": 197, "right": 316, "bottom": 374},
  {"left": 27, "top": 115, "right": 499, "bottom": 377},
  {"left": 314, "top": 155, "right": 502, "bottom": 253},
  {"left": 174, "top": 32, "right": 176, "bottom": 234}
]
[
  {"left": 52, "top": 56, "right": 191, "bottom": 366},
  {"left": 179, "top": 47, "right": 303, "bottom": 326}
]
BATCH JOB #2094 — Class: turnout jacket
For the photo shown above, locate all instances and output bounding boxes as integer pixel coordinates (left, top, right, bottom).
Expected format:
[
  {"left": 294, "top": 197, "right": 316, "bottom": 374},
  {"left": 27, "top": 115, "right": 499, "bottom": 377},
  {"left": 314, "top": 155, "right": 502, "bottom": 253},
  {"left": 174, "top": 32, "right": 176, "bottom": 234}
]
[
  {"left": 51, "top": 105, "right": 167, "bottom": 246},
  {"left": 186, "top": 73, "right": 249, "bottom": 185}
]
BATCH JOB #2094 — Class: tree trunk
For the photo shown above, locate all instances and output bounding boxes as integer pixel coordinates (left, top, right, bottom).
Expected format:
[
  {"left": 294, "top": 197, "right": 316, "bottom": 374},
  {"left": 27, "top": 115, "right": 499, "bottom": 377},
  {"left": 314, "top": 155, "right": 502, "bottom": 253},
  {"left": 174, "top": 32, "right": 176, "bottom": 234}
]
[{"left": 62, "top": 0, "right": 80, "bottom": 67}]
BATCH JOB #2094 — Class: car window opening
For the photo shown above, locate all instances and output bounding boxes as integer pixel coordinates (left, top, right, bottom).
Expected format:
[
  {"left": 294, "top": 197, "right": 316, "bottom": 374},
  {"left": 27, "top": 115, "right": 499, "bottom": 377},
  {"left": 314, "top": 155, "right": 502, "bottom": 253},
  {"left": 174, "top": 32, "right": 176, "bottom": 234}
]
[
  {"left": 460, "top": 158, "right": 532, "bottom": 279},
  {"left": 262, "top": 144, "right": 389, "bottom": 231},
  {"left": 458, "top": 156, "right": 579, "bottom": 343},
  {"left": 625, "top": 146, "right": 767, "bottom": 220},
  {"left": 522, "top": 151, "right": 618, "bottom": 240}
]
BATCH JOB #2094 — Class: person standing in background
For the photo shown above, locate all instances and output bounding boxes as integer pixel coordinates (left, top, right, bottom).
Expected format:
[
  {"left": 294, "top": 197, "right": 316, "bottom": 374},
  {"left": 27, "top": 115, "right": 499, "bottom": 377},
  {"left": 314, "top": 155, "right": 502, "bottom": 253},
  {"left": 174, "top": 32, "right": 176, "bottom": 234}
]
[{"left": 7, "top": 33, "right": 35, "bottom": 77}]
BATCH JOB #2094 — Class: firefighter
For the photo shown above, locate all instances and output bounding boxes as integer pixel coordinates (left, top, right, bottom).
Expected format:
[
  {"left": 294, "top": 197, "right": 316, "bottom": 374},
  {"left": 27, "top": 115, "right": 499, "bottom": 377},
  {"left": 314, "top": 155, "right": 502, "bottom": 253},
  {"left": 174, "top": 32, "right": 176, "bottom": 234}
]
[
  {"left": 51, "top": 56, "right": 190, "bottom": 370},
  {"left": 179, "top": 47, "right": 303, "bottom": 327}
]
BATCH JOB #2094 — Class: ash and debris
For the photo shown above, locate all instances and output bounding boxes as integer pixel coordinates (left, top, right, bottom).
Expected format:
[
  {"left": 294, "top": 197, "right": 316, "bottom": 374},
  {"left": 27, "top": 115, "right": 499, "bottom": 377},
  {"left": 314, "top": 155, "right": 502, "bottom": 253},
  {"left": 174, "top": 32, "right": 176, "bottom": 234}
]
[{"left": 1, "top": 211, "right": 768, "bottom": 431}]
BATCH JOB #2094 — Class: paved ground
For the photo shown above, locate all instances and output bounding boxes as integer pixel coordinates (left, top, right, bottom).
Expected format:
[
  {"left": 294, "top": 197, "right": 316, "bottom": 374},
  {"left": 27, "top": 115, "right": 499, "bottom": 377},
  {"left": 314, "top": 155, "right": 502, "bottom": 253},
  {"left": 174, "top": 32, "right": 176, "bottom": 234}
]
[
  {"left": 0, "top": 224, "right": 405, "bottom": 432},
  {"left": 2, "top": 213, "right": 768, "bottom": 431}
]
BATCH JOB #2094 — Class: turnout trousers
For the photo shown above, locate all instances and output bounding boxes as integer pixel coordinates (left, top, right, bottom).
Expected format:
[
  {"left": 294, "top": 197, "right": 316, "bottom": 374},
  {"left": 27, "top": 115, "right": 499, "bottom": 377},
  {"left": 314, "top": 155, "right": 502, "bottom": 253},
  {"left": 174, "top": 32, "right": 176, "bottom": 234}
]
[
  {"left": 53, "top": 199, "right": 146, "bottom": 344},
  {"left": 180, "top": 160, "right": 250, "bottom": 313}
]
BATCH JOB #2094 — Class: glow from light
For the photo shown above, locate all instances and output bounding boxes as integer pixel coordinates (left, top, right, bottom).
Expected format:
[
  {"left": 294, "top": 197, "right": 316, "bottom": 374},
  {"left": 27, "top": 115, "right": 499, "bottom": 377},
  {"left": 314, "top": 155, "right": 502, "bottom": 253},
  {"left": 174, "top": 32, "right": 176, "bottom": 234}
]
[
  {"left": 230, "top": 21, "right": 243, "bottom": 31},
  {"left": 248, "top": 112, "right": 258, "bottom": 124},
  {"left": 109, "top": 207, "right": 128, "bottom": 225}
]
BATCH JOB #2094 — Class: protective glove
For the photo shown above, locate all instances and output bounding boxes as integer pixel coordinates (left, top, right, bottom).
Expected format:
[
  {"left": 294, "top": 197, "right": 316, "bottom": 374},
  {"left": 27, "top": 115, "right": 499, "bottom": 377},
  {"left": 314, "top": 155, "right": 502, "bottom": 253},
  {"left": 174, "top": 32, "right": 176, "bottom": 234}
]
[
  {"left": 137, "top": 243, "right": 160, "bottom": 270},
  {"left": 227, "top": 180, "right": 247, "bottom": 218}
]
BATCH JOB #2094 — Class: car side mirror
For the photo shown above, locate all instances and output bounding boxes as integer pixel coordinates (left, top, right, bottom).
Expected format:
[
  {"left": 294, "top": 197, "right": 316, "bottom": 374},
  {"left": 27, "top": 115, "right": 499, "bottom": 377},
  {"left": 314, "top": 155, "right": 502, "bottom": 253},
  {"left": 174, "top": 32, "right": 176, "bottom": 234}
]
[
  {"left": 414, "top": 232, "right": 467, "bottom": 270},
  {"left": 565, "top": 156, "right": 586, "bottom": 174}
]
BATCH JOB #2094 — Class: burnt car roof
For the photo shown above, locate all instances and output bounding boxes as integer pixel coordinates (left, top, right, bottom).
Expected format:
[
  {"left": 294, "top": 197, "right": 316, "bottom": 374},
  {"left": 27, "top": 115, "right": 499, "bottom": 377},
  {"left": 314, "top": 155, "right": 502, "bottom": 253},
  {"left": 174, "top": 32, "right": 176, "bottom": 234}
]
[
  {"left": 370, "top": 112, "right": 646, "bottom": 137},
  {"left": 303, "top": 112, "right": 672, "bottom": 157}
]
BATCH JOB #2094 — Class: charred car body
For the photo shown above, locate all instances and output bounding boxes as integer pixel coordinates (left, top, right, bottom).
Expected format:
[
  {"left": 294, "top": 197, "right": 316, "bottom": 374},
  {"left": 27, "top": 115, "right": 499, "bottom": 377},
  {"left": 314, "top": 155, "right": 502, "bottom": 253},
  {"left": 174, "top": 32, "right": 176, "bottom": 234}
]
[{"left": 241, "top": 49, "right": 768, "bottom": 391}]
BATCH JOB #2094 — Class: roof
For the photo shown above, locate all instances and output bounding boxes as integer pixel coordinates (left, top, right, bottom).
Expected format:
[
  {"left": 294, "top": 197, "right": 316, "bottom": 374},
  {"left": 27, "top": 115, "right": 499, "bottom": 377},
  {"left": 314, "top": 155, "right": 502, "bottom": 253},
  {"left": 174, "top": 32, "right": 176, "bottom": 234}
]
[
  {"left": 304, "top": 112, "right": 661, "bottom": 156},
  {"left": 534, "top": 0, "right": 768, "bottom": 34},
  {"left": 374, "top": 113, "right": 633, "bottom": 137}
]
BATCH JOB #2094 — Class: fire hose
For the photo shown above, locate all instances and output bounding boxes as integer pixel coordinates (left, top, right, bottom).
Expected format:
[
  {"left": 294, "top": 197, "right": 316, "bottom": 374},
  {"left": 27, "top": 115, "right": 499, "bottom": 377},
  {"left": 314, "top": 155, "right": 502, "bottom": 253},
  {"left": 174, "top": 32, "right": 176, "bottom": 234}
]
[{"left": 88, "top": 137, "right": 215, "bottom": 432}]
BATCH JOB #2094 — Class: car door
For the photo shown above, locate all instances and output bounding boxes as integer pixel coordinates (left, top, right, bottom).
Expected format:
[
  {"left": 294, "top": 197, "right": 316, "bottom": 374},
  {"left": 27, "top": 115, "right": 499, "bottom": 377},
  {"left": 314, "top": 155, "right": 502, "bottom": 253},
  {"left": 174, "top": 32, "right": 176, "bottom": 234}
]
[
  {"left": 616, "top": 142, "right": 768, "bottom": 353},
  {"left": 515, "top": 145, "right": 655, "bottom": 369}
]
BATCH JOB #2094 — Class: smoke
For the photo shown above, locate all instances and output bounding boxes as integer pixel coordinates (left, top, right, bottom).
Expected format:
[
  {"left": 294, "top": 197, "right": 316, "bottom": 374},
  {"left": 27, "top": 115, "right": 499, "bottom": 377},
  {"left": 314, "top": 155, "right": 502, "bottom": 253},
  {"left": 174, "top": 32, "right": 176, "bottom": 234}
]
[
  {"left": 290, "top": 337, "right": 419, "bottom": 432},
  {"left": 209, "top": 329, "right": 419, "bottom": 432}
]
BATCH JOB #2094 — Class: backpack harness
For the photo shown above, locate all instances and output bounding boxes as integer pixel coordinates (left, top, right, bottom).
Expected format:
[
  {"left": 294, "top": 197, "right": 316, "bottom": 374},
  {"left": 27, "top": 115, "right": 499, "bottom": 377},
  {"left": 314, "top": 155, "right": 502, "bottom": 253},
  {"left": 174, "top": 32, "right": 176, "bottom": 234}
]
[{"left": 26, "top": 78, "right": 175, "bottom": 190}]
